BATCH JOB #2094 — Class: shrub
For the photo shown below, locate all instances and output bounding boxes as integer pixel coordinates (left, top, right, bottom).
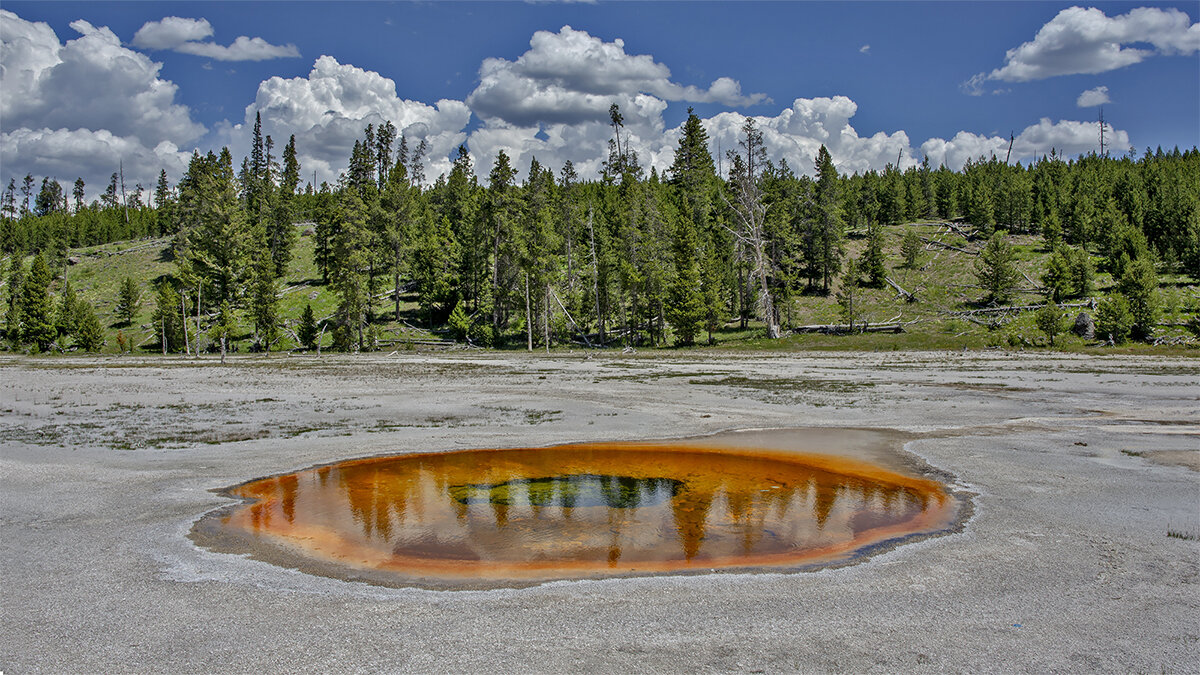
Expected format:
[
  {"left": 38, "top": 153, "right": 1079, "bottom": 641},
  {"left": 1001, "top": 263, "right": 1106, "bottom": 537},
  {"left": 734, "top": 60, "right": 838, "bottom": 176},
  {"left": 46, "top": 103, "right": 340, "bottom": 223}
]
[
  {"left": 1096, "top": 295, "right": 1134, "bottom": 344},
  {"left": 1035, "top": 303, "right": 1063, "bottom": 346}
]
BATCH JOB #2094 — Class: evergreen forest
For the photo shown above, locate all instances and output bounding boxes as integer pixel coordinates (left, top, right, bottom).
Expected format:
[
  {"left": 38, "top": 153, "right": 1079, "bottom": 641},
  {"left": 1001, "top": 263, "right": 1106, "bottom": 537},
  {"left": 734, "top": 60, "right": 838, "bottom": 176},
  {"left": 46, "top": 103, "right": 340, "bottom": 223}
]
[{"left": 3, "top": 106, "right": 1199, "bottom": 355}]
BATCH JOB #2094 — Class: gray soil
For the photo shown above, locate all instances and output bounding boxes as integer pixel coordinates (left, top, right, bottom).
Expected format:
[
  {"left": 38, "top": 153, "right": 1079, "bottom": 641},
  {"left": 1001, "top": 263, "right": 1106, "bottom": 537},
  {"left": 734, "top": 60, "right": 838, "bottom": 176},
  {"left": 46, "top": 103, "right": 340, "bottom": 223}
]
[{"left": 1, "top": 350, "right": 1198, "bottom": 673}]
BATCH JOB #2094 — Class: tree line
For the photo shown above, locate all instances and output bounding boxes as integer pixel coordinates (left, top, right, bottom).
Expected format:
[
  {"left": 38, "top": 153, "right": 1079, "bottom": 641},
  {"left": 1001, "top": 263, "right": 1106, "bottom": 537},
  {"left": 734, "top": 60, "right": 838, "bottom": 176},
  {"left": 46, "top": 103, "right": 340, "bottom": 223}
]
[{"left": 2, "top": 105, "right": 1198, "bottom": 353}]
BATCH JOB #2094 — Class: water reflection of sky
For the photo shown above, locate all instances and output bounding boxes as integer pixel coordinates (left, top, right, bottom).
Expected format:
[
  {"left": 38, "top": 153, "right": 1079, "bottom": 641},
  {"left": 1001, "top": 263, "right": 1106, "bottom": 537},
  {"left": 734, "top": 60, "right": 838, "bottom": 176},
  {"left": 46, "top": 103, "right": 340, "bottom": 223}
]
[{"left": 224, "top": 445, "right": 953, "bottom": 579}]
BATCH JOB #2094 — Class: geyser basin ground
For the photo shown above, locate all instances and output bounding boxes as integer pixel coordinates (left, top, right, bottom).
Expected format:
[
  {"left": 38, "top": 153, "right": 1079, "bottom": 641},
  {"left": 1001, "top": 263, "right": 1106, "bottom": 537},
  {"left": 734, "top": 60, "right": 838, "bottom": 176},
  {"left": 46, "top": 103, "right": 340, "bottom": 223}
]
[
  {"left": 192, "top": 434, "right": 961, "bottom": 588},
  {"left": 2, "top": 352, "right": 1197, "bottom": 672}
]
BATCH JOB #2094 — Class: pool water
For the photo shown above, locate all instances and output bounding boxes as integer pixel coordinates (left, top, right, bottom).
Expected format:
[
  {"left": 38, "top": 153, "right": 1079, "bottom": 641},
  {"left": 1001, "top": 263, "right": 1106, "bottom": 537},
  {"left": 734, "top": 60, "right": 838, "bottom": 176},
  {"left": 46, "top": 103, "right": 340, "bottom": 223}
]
[{"left": 194, "top": 437, "right": 958, "bottom": 587}]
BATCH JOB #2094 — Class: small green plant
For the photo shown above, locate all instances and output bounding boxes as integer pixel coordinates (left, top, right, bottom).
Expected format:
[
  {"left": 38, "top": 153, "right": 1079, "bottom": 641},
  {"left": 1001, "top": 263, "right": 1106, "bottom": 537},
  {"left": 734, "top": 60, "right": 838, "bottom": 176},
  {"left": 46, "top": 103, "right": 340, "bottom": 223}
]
[
  {"left": 1035, "top": 303, "right": 1063, "bottom": 345},
  {"left": 1167, "top": 528, "right": 1198, "bottom": 541},
  {"left": 1096, "top": 294, "right": 1133, "bottom": 344},
  {"left": 901, "top": 227, "right": 923, "bottom": 269}
]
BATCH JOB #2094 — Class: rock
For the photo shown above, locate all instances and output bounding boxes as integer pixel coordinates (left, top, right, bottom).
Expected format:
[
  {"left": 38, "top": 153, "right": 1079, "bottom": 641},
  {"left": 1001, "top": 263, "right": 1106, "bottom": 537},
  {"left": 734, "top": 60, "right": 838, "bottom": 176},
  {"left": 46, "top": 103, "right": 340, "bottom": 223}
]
[
  {"left": 1072, "top": 312, "right": 1095, "bottom": 339},
  {"left": 67, "top": 256, "right": 81, "bottom": 266}
]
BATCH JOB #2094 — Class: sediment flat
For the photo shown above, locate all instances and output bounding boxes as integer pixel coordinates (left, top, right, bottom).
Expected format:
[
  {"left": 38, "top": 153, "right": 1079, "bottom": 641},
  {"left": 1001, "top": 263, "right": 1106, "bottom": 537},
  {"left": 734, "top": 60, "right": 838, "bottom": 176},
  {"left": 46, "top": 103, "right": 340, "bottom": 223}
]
[{"left": 2, "top": 351, "right": 1197, "bottom": 673}]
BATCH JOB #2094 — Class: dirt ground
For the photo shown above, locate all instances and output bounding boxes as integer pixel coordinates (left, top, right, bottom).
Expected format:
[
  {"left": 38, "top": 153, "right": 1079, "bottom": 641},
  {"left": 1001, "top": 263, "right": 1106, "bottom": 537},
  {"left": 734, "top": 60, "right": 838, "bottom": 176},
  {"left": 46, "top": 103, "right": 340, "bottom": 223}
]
[{"left": 1, "top": 350, "right": 1198, "bottom": 673}]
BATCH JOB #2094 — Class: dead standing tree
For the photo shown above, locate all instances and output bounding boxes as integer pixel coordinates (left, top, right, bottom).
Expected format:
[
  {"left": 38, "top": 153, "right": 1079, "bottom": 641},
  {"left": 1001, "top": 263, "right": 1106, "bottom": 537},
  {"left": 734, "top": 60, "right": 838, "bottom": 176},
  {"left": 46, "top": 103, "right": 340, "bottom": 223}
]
[{"left": 722, "top": 118, "right": 780, "bottom": 339}]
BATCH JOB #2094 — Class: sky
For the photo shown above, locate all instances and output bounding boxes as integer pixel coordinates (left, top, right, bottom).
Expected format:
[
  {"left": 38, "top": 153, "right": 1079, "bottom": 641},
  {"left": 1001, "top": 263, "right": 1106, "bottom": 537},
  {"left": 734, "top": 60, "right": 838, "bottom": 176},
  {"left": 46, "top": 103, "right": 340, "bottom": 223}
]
[{"left": 2, "top": 1, "right": 1198, "bottom": 200}]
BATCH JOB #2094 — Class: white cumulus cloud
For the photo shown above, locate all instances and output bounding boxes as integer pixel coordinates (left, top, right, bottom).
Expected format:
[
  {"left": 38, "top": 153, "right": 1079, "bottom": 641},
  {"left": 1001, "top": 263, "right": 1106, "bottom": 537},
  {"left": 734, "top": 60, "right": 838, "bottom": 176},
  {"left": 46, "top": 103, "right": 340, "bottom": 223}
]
[
  {"left": 701, "top": 96, "right": 916, "bottom": 177},
  {"left": 230, "top": 55, "right": 471, "bottom": 185},
  {"left": 922, "top": 117, "right": 1129, "bottom": 169},
  {"left": 1076, "top": 85, "right": 1111, "bottom": 107},
  {"left": 468, "top": 25, "right": 766, "bottom": 128},
  {"left": 970, "top": 6, "right": 1199, "bottom": 87},
  {"left": 0, "top": 10, "right": 202, "bottom": 198},
  {"left": 131, "top": 16, "right": 213, "bottom": 50},
  {"left": 464, "top": 25, "right": 770, "bottom": 179},
  {"left": 131, "top": 16, "right": 299, "bottom": 61}
]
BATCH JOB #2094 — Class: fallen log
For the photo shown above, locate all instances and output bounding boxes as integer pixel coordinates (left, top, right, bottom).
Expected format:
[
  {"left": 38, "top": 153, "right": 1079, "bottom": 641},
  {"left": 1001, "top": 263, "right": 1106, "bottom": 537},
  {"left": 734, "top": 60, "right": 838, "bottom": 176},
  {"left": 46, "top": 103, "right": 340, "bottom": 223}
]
[
  {"left": 885, "top": 277, "right": 918, "bottom": 303},
  {"left": 920, "top": 237, "right": 976, "bottom": 254},
  {"left": 791, "top": 322, "right": 905, "bottom": 334},
  {"left": 946, "top": 299, "right": 1094, "bottom": 316}
]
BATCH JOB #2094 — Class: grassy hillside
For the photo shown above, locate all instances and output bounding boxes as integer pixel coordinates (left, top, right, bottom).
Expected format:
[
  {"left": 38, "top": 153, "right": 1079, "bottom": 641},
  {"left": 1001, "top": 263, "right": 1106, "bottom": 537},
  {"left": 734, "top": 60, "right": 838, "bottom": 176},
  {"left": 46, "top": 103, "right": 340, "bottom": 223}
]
[{"left": 5, "top": 220, "right": 1198, "bottom": 355}]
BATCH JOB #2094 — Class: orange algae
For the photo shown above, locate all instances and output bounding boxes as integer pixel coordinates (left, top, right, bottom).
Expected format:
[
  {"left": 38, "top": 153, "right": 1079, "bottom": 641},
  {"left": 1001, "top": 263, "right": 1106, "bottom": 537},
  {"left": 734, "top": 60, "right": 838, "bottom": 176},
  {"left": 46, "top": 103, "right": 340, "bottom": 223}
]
[{"left": 198, "top": 439, "right": 957, "bottom": 586}]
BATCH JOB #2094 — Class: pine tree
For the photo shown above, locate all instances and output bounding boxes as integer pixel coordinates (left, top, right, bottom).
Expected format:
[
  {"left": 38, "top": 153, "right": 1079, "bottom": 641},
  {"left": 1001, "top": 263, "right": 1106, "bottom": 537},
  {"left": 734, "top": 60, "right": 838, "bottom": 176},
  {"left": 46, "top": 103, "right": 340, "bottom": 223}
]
[
  {"left": 1041, "top": 247, "right": 1072, "bottom": 303},
  {"left": 4, "top": 258, "right": 25, "bottom": 344},
  {"left": 1, "top": 179, "right": 17, "bottom": 220},
  {"left": 116, "top": 277, "right": 141, "bottom": 327},
  {"left": 1068, "top": 246, "right": 1094, "bottom": 298},
  {"left": 667, "top": 108, "right": 716, "bottom": 345},
  {"left": 1035, "top": 302, "right": 1063, "bottom": 346},
  {"left": 267, "top": 135, "right": 301, "bottom": 278},
  {"left": 330, "top": 189, "right": 371, "bottom": 350},
  {"left": 811, "top": 145, "right": 845, "bottom": 294},
  {"left": 208, "top": 300, "right": 237, "bottom": 363},
  {"left": 1118, "top": 256, "right": 1159, "bottom": 339},
  {"left": 1096, "top": 294, "right": 1133, "bottom": 344},
  {"left": 73, "top": 302, "right": 104, "bottom": 351},
  {"left": 900, "top": 227, "right": 923, "bottom": 269},
  {"left": 35, "top": 178, "right": 65, "bottom": 217},
  {"left": 72, "top": 178, "right": 86, "bottom": 213},
  {"left": 176, "top": 149, "right": 250, "bottom": 306},
  {"left": 974, "top": 231, "right": 1020, "bottom": 304},
  {"left": 298, "top": 303, "right": 319, "bottom": 350},
  {"left": 20, "top": 174, "right": 35, "bottom": 217},
  {"left": 151, "top": 282, "right": 185, "bottom": 353},
  {"left": 249, "top": 263, "right": 280, "bottom": 351},
  {"left": 486, "top": 150, "right": 521, "bottom": 342},
  {"left": 18, "top": 254, "right": 56, "bottom": 351},
  {"left": 861, "top": 220, "right": 887, "bottom": 287},
  {"left": 55, "top": 280, "right": 81, "bottom": 340}
]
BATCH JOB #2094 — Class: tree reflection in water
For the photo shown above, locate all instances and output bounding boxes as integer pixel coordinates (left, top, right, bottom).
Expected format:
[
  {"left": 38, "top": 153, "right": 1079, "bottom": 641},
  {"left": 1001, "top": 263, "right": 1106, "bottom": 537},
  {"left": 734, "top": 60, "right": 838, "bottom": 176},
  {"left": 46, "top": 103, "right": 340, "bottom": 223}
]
[{"left": 222, "top": 442, "right": 954, "bottom": 582}]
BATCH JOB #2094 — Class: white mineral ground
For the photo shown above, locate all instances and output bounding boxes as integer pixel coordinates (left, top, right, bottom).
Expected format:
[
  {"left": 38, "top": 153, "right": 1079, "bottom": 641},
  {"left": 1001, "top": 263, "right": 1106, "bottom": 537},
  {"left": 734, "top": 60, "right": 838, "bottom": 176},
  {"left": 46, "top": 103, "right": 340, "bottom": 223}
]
[{"left": 1, "top": 350, "right": 1197, "bottom": 672}]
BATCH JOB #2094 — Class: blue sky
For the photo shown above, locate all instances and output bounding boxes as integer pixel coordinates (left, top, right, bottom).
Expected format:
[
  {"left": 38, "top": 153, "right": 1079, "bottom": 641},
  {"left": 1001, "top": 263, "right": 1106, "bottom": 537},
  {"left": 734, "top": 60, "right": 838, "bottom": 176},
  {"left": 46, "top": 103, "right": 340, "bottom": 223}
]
[{"left": 2, "top": 2, "right": 1197, "bottom": 197}]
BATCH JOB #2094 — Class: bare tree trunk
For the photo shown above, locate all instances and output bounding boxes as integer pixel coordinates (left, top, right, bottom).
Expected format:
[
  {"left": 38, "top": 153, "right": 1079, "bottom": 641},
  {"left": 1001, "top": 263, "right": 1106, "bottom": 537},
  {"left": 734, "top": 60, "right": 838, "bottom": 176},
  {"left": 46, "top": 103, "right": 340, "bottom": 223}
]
[
  {"left": 393, "top": 245, "right": 402, "bottom": 322},
  {"left": 195, "top": 282, "right": 202, "bottom": 358},
  {"left": 356, "top": 310, "right": 364, "bottom": 352},
  {"left": 544, "top": 284, "right": 551, "bottom": 354},
  {"left": 181, "top": 293, "right": 190, "bottom": 356},
  {"left": 550, "top": 287, "right": 592, "bottom": 348},
  {"left": 220, "top": 336, "right": 226, "bottom": 364},
  {"left": 524, "top": 272, "right": 533, "bottom": 352},
  {"left": 587, "top": 207, "right": 603, "bottom": 343},
  {"left": 119, "top": 160, "right": 129, "bottom": 225},
  {"left": 161, "top": 316, "right": 167, "bottom": 355}
]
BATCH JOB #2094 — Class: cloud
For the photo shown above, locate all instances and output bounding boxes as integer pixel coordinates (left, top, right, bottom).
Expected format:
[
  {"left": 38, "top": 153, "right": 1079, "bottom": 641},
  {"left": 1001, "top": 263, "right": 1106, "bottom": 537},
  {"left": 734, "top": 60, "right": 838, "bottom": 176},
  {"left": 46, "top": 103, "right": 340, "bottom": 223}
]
[
  {"left": 922, "top": 117, "right": 1129, "bottom": 169},
  {"left": 0, "top": 128, "right": 192, "bottom": 195},
  {"left": 1, "top": 15, "right": 1138, "bottom": 201},
  {"left": 131, "top": 16, "right": 299, "bottom": 61},
  {"left": 131, "top": 16, "right": 212, "bottom": 50},
  {"left": 175, "top": 36, "right": 299, "bottom": 62},
  {"left": 463, "top": 25, "right": 770, "bottom": 178},
  {"left": 230, "top": 55, "right": 471, "bottom": 185},
  {"left": 702, "top": 96, "right": 916, "bottom": 177},
  {"left": 859, "top": 44, "right": 870, "bottom": 54},
  {"left": 0, "top": 10, "right": 204, "bottom": 197},
  {"left": 960, "top": 72, "right": 986, "bottom": 97},
  {"left": 1076, "top": 85, "right": 1111, "bottom": 107},
  {"left": 970, "top": 6, "right": 1199, "bottom": 86},
  {"left": 468, "top": 26, "right": 767, "bottom": 129}
]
